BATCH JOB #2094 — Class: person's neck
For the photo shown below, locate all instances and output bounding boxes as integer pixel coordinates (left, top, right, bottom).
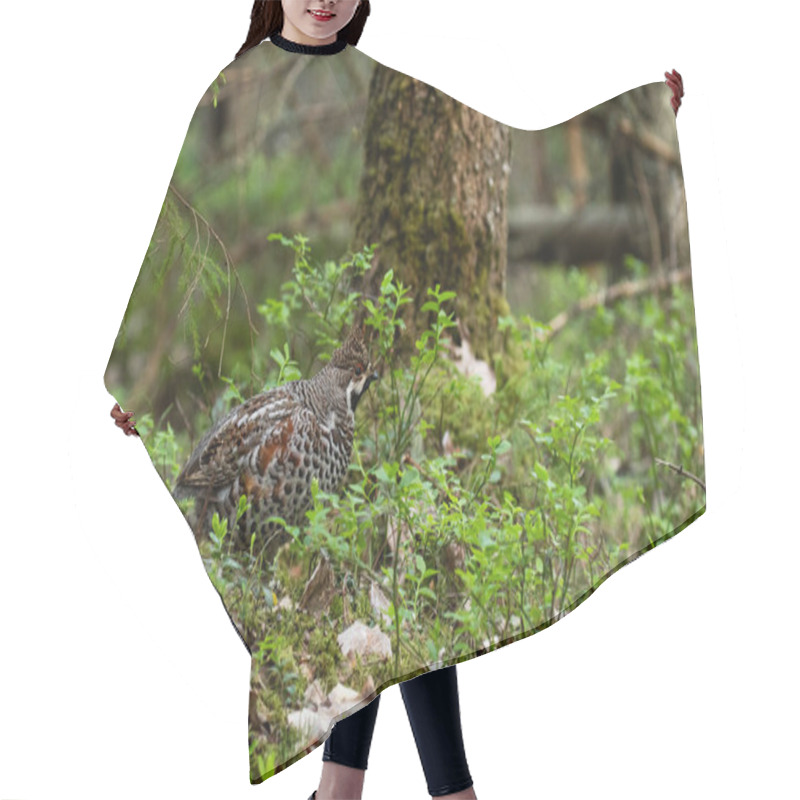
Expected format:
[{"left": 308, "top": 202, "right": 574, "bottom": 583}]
[
  {"left": 281, "top": 18, "right": 336, "bottom": 47},
  {"left": 270, "top": 30, "right": 348, "bottom": 55}
]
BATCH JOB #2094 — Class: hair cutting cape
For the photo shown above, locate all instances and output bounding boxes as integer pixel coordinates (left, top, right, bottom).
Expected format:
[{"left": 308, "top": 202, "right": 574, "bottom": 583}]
[{"left": 105, "top": 37, "right": 705, "bottom": 783}]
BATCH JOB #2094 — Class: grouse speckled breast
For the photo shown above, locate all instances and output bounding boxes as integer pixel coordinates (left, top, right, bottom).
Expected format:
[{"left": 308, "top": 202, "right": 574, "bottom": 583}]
[{"left": 173, "top": 327, "right": 378, "bottom": 557}]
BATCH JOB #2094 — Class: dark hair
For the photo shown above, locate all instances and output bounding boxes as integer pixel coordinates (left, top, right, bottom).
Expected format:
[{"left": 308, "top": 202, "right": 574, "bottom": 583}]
[{"left": 236, "top": 1, "right": 371, "bottom": 59}]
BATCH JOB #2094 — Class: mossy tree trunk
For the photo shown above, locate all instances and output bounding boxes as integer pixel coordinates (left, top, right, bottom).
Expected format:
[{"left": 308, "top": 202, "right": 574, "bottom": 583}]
[{"left": 351, "top": 65, "right": 512, "bottom": 361}]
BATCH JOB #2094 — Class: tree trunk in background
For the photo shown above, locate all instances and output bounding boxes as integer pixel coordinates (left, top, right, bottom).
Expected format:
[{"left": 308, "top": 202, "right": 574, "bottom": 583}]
[
  {"left": 585, "top": 84, "right": 684, "bottom": 282},
  {"left": 351, "top": 65, "right": 512, "bottom": 361}
]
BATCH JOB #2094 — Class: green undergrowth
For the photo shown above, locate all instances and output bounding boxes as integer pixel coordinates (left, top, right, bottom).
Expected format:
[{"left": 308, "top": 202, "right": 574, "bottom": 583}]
[{"left": 138, "top": 237, "right": 704, "bottom": 775}]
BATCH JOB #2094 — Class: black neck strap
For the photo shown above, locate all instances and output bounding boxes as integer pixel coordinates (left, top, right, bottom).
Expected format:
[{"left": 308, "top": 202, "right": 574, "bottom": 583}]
[{"left": 270, "top": 31, "right": 348, "bottom": 55}]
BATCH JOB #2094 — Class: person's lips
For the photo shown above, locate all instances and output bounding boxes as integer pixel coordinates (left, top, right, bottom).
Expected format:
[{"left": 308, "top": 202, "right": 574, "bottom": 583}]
[{"left": 308, "top": 9, "right": 335, "bottom": 21}]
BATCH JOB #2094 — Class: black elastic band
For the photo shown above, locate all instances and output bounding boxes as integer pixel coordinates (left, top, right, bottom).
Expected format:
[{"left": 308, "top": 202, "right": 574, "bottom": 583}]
[{"left": 270, "top": 31, "right": 347, "bottom": 55}]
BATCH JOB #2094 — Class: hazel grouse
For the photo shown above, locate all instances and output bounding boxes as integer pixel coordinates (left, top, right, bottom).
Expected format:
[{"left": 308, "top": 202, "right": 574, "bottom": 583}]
[{"left": 173, "top": 326, "right": 378, "bottom": 558}]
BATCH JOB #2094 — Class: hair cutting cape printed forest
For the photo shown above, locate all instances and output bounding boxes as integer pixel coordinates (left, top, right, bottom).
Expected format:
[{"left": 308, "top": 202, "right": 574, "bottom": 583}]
[{"left": 105, "top": 38, "right": 705, "bottom": 784}]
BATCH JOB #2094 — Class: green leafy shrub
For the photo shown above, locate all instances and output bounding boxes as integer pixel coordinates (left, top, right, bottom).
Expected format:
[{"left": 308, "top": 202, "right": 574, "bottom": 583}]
[{"left": 144, "top": 233, "right": 703, "bottom": 766}]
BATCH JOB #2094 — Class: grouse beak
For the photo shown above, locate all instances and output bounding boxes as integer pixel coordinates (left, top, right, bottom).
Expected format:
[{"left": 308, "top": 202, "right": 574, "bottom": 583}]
[
  {"left": 366, "top": 370, "right": 379, "bottom": 390},
  {"left": 351, "top": 370, "right": 379, "bottom": 413}
]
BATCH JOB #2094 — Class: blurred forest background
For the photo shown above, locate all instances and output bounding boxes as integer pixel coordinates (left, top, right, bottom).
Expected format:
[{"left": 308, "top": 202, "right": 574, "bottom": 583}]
[{"left": 107, "top": 49, "right": 691, "bottom": 415}]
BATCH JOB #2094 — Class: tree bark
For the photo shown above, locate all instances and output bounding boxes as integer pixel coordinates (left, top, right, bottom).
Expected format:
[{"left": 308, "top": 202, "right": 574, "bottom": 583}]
[
  {"left": 351, "top": 65, "right": 512, "bottom": 360},
  {"left": 583, "top": 83, "right": 685, "bottom": 280}
]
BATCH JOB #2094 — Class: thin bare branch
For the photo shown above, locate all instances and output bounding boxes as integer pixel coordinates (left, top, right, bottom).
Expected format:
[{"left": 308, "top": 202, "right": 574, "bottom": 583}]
[
  {"left": 167, "top": 183, "right": 259, "bottom": 377},
  {"left": 654, "top": 457, "right": 706, "bottom": 491},
  {"left": 542, "top": 267, "right": 691, "bottom": 340}
]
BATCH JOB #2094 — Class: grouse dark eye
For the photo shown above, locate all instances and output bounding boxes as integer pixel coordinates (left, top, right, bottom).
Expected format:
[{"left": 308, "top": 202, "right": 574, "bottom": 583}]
[{"left": 354, "top": 364, "right": 364, "bottom": 376}]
